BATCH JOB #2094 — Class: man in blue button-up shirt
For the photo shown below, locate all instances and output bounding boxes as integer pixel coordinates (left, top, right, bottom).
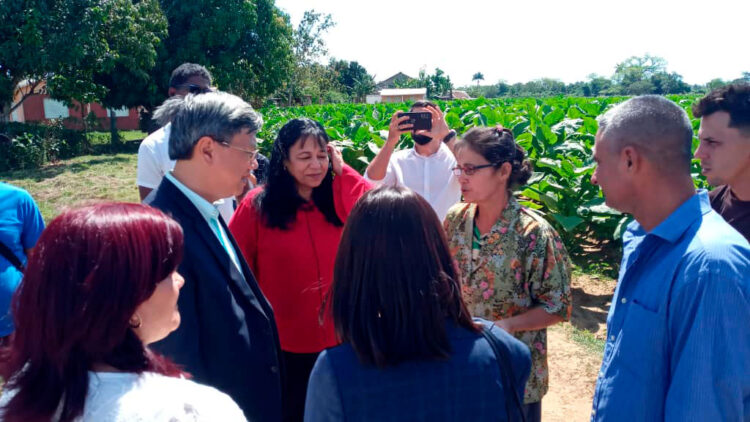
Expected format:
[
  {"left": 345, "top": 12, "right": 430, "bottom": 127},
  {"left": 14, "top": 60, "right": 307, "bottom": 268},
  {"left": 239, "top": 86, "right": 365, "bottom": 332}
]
[{"left": 589, "top": 95, "right": 750, "bottom": 421}]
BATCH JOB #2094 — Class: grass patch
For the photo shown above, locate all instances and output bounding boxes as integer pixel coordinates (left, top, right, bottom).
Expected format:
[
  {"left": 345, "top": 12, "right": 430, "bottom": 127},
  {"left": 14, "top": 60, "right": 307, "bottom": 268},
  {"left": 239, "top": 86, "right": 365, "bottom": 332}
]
[
  {"left": 564, "top": 324, "right": 605, "bottom": 355},
  {"left": 572, "top": 264, "right": 618, "bottom": 281},
  {"left": 119, "top": 131, "right": 147, "bottom": 142},
  {"left": 86, "top": 130, "right": 146, "bottom": 145},
  {"left": 1, "top": 152, "right": 140, "bottom": 222}
]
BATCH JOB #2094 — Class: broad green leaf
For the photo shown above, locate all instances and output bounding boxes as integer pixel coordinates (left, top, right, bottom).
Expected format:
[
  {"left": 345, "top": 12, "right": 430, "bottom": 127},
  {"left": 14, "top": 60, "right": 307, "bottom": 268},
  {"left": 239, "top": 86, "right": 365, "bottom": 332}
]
[
  {"left": 539, "top": 191, "right": 559, "bottom": 211},
  {"left": 551, "top": 214, "right": 585, "bottom": 232},
  {"left": 535, "top": 158, "right": 560, "bottom": 169},
  {"left": 326, "top": 128, "right": 342, "bottom": 140},
  {"left": 567, "top": 105, "right": 585, "bottom": 119},
  {"left": 584, "top": 203, "right": 620, "bottom": 215},
  {"left": 580, "top": 101, "right": 601, "bottom": 116},
  {"left": 543, "top": 108, "right": 565, "bottom": 126},
  {"left": 582, "top": 117, "right": 598, "bottom": 135},
  {"left": 518, "top": 200, "right": 544, "bottom": 210},
  {"left": 520, "top": 188, "right": 541, "bottom": 202},
  {"left": 527, "top": 172, "right": 545, "bottom": 184},
  {"left": 445, "top": 112, "right": 462, "bottom": 129},
  {"left": 480, "top": 108, "right": 498, "bottom": 125},
  {"left": 512, "top": 120, "right": 530, "bottom": 138}
]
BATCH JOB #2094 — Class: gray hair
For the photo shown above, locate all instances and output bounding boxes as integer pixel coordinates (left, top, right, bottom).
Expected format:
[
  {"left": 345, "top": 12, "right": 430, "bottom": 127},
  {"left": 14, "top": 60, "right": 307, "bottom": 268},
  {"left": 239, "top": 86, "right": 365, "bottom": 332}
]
[
  {"left": 152, "top": 97, "right": 184, "bottom": 126},
  {"left": 597, "top": 95, "right": 693, "bottom": 174},
  {"left": 166, "top": 91, "right": 263, "bottom": 160}
]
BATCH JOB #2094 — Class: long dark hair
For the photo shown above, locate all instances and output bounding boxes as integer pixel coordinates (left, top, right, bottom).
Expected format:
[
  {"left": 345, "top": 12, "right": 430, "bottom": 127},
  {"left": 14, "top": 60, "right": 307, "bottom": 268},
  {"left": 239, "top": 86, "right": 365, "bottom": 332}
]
[
  {"left": 331, "top": 186, "right": 478, "bottom": 368},
  {"left": 255, "top": 118, "right": 342, "bottom": 229},
  {"left": 0, "top": 203, "right": 185, "bottom": 422}
]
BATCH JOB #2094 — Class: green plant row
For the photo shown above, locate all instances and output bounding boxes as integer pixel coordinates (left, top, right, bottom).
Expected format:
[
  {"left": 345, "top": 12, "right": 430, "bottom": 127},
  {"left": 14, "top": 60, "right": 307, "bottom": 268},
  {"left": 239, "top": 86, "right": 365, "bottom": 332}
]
[{"left": 257, "top": 95, "right": 708, "bottom": 250}]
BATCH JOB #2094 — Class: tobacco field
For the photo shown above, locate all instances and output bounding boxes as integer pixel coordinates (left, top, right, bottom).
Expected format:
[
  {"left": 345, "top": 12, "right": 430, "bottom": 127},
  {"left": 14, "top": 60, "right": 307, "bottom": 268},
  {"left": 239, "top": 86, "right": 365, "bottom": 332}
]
[{"left": 257, "top": 96, "right": 707, "bottom": 256}]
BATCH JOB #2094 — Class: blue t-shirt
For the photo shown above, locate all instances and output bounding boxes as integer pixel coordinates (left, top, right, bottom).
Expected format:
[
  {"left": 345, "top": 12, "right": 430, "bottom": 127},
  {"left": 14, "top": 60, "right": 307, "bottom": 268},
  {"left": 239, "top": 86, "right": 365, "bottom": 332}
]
[{"left": 0, "top": 182, "right": 45, "bottom": 336}]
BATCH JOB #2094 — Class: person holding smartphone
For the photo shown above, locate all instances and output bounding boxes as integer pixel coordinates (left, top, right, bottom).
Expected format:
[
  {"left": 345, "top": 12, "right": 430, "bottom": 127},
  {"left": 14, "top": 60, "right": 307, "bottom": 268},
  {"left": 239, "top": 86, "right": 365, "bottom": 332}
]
[
  {"left": 364, "top": 100, "right": 460, "bottom": 221},
  {"left": 229, "top": 118, "right": 371, "bottom": 422}
]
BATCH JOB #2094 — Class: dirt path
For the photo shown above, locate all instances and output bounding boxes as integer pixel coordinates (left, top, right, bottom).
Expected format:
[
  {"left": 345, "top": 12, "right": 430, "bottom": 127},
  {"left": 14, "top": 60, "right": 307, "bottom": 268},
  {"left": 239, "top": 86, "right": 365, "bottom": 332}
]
[{"left": 542, "top": 275, "right": 616, "bottom": 421}]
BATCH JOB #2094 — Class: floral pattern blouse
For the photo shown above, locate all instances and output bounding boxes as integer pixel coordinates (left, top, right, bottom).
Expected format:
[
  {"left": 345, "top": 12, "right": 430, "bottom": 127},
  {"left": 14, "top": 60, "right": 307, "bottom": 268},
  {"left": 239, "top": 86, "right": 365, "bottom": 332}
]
[{"left": 444, "top": 198, "right": 572, "bottom": 403}]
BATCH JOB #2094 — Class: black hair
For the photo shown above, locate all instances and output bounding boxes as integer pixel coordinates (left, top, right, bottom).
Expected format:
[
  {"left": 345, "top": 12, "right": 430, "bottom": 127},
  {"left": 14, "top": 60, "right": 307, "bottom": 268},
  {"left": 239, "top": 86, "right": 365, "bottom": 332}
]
[
  {"left": 169, "top": 63, "right": 212, "bottom": 88},
  {"left": 410, "top": 100, "right": 437, "bottom": 110},
  {"left": 254, "top": 118, "right": 342, "bottom": 229},
  {"left": 456, "top": 126, "right": 533, "bottom": 190},
  {"left": 693, "top": 83, "right": 750, "bottom": 135},
  {"left": 330, "top": 186, "right": 479, "bottom": 368}
]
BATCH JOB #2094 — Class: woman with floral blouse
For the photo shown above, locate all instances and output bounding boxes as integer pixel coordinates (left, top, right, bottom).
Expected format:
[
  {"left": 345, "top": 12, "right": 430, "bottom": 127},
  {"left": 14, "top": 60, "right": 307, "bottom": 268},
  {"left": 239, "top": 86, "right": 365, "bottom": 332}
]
[{"left": 444, "top": 126, "right": 572, "bottom": 422}]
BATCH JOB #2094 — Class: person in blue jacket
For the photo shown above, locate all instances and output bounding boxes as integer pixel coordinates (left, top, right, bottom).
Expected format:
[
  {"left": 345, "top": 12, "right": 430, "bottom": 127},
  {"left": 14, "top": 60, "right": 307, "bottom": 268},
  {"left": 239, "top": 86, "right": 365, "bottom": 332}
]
[
  {"left": 0, "top": 182, "right": 44, "bottom": 341},
  {"left": 305, "top": 185, "right": 531, "bottom": 422}
]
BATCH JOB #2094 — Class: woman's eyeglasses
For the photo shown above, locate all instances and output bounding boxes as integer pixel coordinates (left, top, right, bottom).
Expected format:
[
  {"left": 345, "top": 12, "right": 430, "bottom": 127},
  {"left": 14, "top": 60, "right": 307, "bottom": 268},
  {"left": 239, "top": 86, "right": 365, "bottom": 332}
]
[{"left": 451, "top": 163, "right": 497, "bottom": 176}]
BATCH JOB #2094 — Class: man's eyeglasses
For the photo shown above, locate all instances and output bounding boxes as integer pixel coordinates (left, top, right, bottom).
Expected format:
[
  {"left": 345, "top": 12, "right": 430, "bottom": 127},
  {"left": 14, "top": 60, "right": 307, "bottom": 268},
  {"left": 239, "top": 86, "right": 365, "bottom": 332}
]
[
  {"left": 215, "top": 140, "right": 258, "bottom": 160},
  {"left": 451, "top": 163, "right": 497, "bottom": 176},
  {"left": 173, "top": 83, "right": 212, "bottom": 94}
]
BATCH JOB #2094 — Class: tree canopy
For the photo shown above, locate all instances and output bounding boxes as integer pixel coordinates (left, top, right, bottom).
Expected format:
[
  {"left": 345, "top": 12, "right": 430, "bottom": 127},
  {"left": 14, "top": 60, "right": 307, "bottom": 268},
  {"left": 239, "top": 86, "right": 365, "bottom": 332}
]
[
  {"left": 461, "top": 54, "right": 734, "bottom": 99},
  {"left": 1, "top": 0, "right": 165, "bottom": 117},
  {"left": 0, "top": 0, "right": 296, "bottom": 120}
]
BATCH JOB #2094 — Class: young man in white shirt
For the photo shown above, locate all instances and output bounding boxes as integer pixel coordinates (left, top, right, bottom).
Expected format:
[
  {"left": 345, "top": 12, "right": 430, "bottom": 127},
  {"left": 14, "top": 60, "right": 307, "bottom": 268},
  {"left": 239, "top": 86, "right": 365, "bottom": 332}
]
[
  {"left": 137, "top": 63, "right": 239, "bottom": 221},
  {"left": 137, "top": 63, "right": 213, "bottom": 201},
  {"left": 365, "top": 101, "right": 460, "bottom": 221}
]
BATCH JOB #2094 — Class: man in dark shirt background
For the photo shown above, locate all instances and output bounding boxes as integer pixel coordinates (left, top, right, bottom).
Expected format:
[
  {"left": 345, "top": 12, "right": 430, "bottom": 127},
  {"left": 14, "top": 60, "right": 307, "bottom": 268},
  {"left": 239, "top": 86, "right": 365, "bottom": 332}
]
[{"left": 694, "top": 83, "right": 750, "bottom": 241}]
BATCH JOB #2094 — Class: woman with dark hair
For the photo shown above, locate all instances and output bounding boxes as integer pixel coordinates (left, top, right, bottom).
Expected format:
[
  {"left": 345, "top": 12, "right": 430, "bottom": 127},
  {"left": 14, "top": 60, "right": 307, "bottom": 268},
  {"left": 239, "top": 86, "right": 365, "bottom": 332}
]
[
  {"left": 444, "top": 126, "right": 573, "bottom": 422},
  {"left": 0, "top": 203, "right": 245, "bottom": 422},
  {"left": 229, "top": 118, "right": 370, "bottom": 421},
  {"left": 304, "top": 186, "right": 530, "bottom": 421}
]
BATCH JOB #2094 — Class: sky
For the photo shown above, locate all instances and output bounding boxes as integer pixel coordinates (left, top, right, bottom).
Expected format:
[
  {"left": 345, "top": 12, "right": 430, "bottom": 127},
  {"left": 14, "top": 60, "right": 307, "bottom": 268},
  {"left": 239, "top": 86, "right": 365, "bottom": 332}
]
[{"left": 274, "top": 0, "right": 750, "bottom": 87}]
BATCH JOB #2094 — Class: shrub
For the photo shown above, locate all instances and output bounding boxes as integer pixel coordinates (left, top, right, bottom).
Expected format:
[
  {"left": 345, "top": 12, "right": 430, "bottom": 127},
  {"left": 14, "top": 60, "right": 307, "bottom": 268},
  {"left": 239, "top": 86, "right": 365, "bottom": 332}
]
[{"left": 0, "top": 121, "right": 86, "bottom": 171}]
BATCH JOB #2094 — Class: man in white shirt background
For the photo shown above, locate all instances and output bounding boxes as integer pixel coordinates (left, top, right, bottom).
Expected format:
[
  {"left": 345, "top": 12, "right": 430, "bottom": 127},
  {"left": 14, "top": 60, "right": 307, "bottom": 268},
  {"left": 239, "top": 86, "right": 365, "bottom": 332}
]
[
  {"left": 137, "top": 63, "right": 212, "bottom": 200},
  {"left": 365, "top": 100, "right": 460, "bottom": 221},
  {"left": 136, "top": 63, "right": 240, "bottom": 222}
]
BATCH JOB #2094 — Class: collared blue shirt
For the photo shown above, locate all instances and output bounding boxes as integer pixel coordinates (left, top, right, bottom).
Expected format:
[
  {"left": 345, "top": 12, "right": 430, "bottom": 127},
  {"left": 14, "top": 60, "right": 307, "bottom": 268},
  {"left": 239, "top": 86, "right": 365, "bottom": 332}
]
[
  {"left": 164, "top": 172, "right": 241, "bottom": 272},
  {"left": 0, "top": 182, "right": 44, "bottom": 336},
  {"left": 591, "top": 190, "right": 750, "bottom": 421}
]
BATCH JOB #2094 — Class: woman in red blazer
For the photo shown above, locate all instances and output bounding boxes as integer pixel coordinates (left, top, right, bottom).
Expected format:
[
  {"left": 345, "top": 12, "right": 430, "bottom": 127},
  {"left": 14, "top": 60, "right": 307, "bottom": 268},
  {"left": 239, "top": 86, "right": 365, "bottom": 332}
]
[{"left": 229, "top": 118, "right": 371, "bottom": 422}]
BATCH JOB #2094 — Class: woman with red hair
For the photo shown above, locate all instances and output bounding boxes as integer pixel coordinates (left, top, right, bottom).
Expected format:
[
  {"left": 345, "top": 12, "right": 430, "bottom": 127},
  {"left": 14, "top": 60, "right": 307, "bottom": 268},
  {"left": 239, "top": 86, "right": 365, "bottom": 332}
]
[{"left": 0, "top": 203, "right": 245, "bottom": 422}]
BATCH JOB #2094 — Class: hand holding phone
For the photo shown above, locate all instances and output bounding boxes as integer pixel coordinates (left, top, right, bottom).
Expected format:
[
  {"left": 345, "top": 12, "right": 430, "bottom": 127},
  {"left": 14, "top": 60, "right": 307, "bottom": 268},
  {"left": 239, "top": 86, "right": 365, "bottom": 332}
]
[
  {"left": 397, "top": 112, "right": 432, "bottom": 131},
  {"left": 387, "top": 112, "right": 413, "bottom": 144}
]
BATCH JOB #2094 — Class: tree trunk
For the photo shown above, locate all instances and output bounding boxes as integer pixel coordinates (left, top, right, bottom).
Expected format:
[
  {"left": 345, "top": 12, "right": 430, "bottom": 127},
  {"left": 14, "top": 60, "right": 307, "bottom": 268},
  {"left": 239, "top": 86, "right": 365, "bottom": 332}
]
[
  {"left": 109, "top": 109, "right": 120, "bottom": 148},
  {"left": 0, "top": 102, "right": 10, "bottom": 122}
]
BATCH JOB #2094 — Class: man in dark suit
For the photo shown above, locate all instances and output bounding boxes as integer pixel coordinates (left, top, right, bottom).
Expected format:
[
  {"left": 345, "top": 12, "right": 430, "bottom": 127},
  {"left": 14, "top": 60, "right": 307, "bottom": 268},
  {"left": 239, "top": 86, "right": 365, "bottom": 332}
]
[{"left": 144, "top": 91, "right": 282, "bottom": 421}]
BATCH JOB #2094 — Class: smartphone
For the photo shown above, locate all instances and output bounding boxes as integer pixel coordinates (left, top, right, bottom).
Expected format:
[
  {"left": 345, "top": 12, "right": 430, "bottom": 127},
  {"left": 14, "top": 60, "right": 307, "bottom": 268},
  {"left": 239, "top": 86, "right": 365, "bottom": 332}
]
[{"left": 398, "top": 112, "right": 432, "bottom": 130}]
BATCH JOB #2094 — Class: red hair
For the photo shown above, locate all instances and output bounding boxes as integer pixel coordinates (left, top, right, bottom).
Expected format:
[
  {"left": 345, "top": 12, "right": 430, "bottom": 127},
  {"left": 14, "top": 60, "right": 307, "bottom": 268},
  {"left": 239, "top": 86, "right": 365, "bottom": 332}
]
[{"left": 0, "top": 202, "right": 185, "bottom": 422}]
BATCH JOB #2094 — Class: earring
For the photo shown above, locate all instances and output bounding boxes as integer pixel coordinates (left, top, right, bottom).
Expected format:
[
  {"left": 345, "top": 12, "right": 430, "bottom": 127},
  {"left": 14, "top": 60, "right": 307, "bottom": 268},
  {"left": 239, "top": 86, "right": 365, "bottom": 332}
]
[{"left": 129, "top": 313, "right": 142, "bottom": 329}]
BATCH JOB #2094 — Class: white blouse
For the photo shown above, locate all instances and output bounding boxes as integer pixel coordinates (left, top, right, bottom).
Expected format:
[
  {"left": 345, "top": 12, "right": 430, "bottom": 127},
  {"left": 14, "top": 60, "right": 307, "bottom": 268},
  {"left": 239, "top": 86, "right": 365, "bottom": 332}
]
[{"left": 0, "top": 371, "right": 246, "bottom": 421}]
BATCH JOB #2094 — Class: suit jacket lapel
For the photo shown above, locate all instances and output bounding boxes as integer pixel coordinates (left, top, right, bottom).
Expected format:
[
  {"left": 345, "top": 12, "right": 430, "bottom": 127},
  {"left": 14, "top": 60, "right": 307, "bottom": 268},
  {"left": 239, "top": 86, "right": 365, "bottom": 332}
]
[
  {"left": 218, "top": 216, "right": 272, "bottom": 316},
  {"left": 159, "top": 178, "right": 269, "bottom": 319}
]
